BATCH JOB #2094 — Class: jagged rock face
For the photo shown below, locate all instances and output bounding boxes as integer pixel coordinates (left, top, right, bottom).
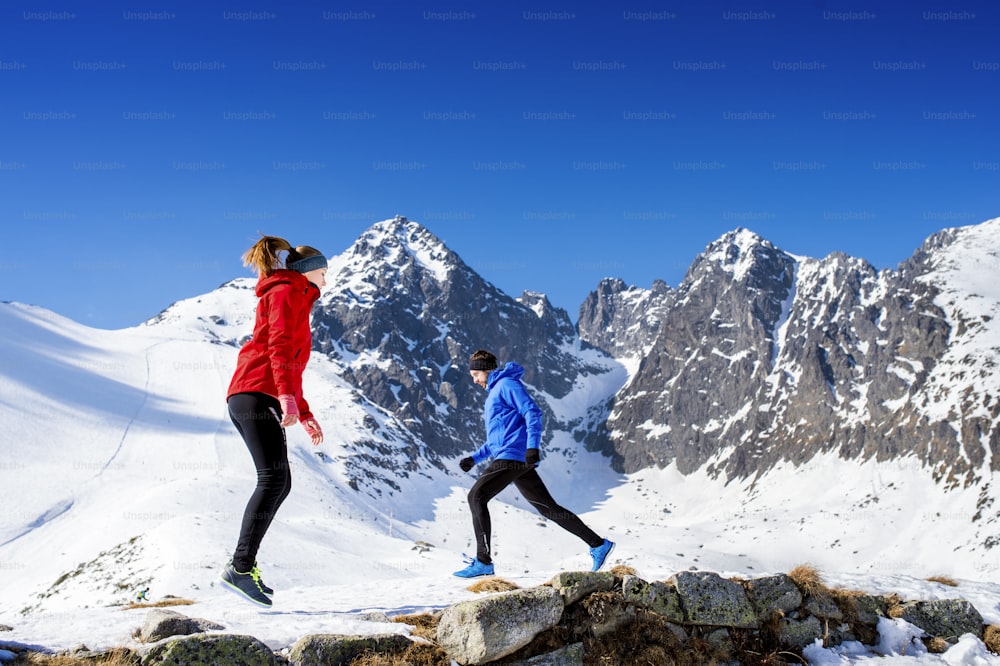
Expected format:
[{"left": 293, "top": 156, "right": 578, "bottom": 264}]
[
  {"left": 310, "top": 218, "right": 597, "bottom": 462},
  {"left": 577, "top": 278, "right": 672, "bottom": 359},
  {"left": 590, "top": 230, "right": 796, "bottom": 474},
  {"left": 583, "top": 221, "right": 1000, "bottom": 483}
]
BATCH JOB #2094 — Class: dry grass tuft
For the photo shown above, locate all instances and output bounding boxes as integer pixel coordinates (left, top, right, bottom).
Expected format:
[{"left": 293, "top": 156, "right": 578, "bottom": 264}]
[
  {"left": 348, "top": 643, "right": 451, "bottom": 666},
  {"left": 926, "top": 575, "right": 959, "bottom": 587},
  {"left": 983, "top": 624, "right": 1000, "bottom": 654},
  {"left": 730, "top": 626, "right": 807, "bottom": 665},
  {"left": 466, "top": 577, "right": 520, "bottom": 593},
  {"left": 122, "top": 598, "right": 195, "bottom": 610},
  {"left": 585, "top": 608, "right": 699, "bottom": 665},
  {"left": 829, "top": 588, "right": 867, "bottom": 624},
  {"left": 787, "top": 564, "right": 826, "bottom": 596},
  {"left": 923, "top": 636, "right": 951, "bottom": 653},
  {"left": 886, "top": 593, "right": 906, "bottom": 619},
  {"left": 759, "top": 605, "right": 787, "bottom": 634},
  {"left": 608, "top": 564, "right": 637, "bottom": 577},
  {"left": 983, "top": 625, "right": 1000, "bottom": 655},
  {"left": 391, "top": 612, "right": 439, "bottom": 642}
]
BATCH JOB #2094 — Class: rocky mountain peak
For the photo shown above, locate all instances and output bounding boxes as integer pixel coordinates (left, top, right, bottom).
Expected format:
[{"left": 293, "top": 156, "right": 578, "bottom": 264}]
[
  {"left": 688, "top": 227, "right": 781, "bottom": 284},
  {"left": 336, "top": 216, "right": 459, "bottom": 291},
  {"left": 516, "top": 290, "right": 576, "bottom": 343},
  {"left": 310, "top": 217, "right": 618, "bottom": 469}
]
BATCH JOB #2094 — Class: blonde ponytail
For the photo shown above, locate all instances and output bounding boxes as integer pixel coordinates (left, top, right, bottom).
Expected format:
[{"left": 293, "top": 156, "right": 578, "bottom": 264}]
[{"left": 242, "top": 235, "right": 293, "bottom": 277}]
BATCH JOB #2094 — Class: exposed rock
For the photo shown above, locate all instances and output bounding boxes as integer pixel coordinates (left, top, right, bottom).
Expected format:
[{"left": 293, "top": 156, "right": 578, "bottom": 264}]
[
  {"left": 745, "top": 574, "right": 803, "bottom": 617},
  {"left": 139, "top": 608, "right": 224, "bottom": 643},
  {"left": 671, "top": 571, "right": 759, "bottom": 629},
  {"left": 141, "top": 633, "right": 278, "bottom": 665},
  {"left": 804, "top": 593, "right": 844, "bottom": 621},
  {"left": 836, "top": 591, "right": 888, "bottom": 627},
  {"left": 703, "top": 627, "right": 734, "bottom": 655},
  {"left": 57, "top": 646, "right": 137, "bottom": 664},
  {"left": 436, "top": 586, "right": 564, "bottom": 665},
  {"left": 896, "top": 599, "right": 984, "bottom": 644},
  {"left": 288, "top": 633, "right": 411, "bottom": 666},
  {"left": 777, "top": 615, "right": 823, "bottom": 648},
  {"left": 547, "top": 571, "right": 615, "bottom": 606},
  {"left": 577, "top": 277, "right": 673, "bottom": 359},
  {"left": 358, "top": 611, "right": 391, "bottom": 623},
  {"left": 621, "top": 575, "right": 684, "bottom": 623}
]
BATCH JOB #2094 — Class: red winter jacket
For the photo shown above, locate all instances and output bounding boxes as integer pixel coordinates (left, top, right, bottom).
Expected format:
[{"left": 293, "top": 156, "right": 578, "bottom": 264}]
[{"left": 227, "top": 269, "right": 320, "bottom": 420}]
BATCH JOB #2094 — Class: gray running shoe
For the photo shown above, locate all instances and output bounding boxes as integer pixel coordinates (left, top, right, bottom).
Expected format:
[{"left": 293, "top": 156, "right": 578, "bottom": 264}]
[
  {"left": 220, "top": 563, "right": 272, "bottom": 607},
  {"left": 251, "top": 562, "right": 273, "bottom": 596}
]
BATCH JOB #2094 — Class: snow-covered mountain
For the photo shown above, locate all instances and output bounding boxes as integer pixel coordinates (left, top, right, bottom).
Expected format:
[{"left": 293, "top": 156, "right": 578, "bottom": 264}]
[
  {"left": 579, "top": 218, "right": 1000, "bottom": 553},
  {"left": 3, "top": 216, "right": 1000, "bottom": 662},
  {"left": 303, "top": 218, "right": 625, "bottom": 474}
]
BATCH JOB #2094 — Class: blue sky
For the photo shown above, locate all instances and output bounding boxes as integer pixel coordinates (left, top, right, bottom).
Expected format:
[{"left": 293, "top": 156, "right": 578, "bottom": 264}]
[{"left": 2, "top": 1, "right": 997, "bottom": 328}]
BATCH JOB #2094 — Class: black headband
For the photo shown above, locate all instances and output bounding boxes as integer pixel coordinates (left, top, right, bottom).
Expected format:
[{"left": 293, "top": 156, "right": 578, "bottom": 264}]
[
  {"left": 288, "top": 254, "right": 328, "bottom": 273},
  {"left": 469, "top": 358, "right": 496, "bottom": 371}
]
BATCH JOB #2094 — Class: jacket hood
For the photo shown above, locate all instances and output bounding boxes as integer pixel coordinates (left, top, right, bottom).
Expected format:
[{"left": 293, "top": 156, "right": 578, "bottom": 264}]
[
  {"left": 255, "top": 269, "right": 318, "bottom": 301},
  {"left": 487, "top": 362, "right": 525, "bottom": 389}
]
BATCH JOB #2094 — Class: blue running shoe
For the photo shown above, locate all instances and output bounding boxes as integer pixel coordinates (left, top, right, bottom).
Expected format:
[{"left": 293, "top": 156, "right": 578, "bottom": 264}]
[
  {"left": 590, "top": 539, "right": 615, "bottom": 571},
  {"left": 453, "top": 556, "right": 495, "bottom": 578}
]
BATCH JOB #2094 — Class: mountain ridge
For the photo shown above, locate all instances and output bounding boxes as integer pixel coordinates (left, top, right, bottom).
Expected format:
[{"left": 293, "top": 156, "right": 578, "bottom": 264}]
[{"left": 579, "top": 217, "right": 1000, "bottom": 495}]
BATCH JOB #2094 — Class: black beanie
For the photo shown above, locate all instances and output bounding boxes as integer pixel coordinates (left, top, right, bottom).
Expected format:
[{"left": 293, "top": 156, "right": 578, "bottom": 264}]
[{"left": 469, "top": 357, "right": 497, "bottom": 371}]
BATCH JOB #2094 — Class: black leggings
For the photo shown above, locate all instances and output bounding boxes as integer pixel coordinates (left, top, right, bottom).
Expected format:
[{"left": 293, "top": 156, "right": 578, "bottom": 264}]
[
  {"left": 228, "top": 392, "right": 291, "bottom": 572},
  {"left": 468, "top": 459, "right": 603, "bottom": 564}
]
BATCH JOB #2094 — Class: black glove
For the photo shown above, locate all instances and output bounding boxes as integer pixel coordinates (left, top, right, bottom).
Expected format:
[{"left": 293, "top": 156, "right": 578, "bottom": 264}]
[
  {"left": 459, "top": 457, "right": 475, "bottom": 472},
  {"left": 525, "top": 449, "right": 540, "bottom": 466}
]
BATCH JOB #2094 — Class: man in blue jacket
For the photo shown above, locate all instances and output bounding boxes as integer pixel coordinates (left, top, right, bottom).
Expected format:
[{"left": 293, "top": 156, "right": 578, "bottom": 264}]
[{"left": 454, "top": 349, "right": 615, "bottom": 578}]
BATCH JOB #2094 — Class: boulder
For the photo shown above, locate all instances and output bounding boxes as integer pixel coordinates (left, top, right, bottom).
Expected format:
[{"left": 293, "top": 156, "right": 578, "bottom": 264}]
[
  {"left": 139, "top": 609, "right": 224, "bottom": 643},
  {"left": 777, "top": 616, "right": 823, "bottom": 648},
  {"left": 437, "top": 586, "right": 564, "bottom": 665},
  {"left": 358, "top": 611, "right": 391, "bottom": 623},
  {"left": 703, "top": 627, "right": 734, "bottom": 655},
  {"left": 288, "top": 633, "right": 411, "bottom": 666},
  {"left": 805, "top": 591, "right": 887, "bottom": 646},
  {"left": 670, "top": 571, "right": 759, "bottom": 629},
  {"left": 621, "top": 575, "right": 684, "bottom": 623},
  {"left": 896, "top": 599, "right": 984, "bottom": 643},
  {"left": 547, "top": 571, "right": 615, "bottom": 606},
  {"left": 836, "top": 592, "right": 888, "bottom": 627},
  {"left": 141, "top": 633, "right": 278, "bottom": 665},
  {"left": 745, "top": 575, "right": 802, "bottom": 616},
  {"left": 804, "top": 593, "right": 843, "bottom": 621}
]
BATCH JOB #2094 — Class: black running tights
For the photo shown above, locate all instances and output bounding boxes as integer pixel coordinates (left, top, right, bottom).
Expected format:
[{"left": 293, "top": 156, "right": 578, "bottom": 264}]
[
  {"left": 228, "top": 392, "right": 291, "bottom": 572},
  {"left": 468, "top": 459, "right": 603, "bottom": 564}
]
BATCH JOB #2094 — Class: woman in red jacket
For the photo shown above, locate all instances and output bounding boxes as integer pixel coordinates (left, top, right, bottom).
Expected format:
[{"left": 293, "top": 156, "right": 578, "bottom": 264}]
[{"left": 220, "top": 235, "right": 327, "bottom": 607}]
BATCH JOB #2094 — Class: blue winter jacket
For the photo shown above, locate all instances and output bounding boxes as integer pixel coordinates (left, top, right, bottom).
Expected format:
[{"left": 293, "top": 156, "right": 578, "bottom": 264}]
[{"left": 470, "top": 362, "right": 542, "bottom": 464}]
